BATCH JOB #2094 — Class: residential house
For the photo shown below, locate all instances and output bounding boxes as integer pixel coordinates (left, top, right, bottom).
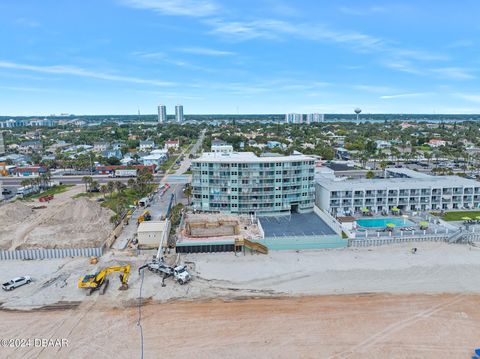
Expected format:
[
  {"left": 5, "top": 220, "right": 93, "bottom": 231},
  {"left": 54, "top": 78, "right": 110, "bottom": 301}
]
[
  {"left": 375, "top": 140, "right": 391, "bottom": 149},
  {"left": 19, "top": 140, "right": 43, "bottom": 154},
  {"left": 428, "top": 139, "right": 447, "bottom": 148},
  {"left": 93, "top": 142, "right": 109, "bottom": 152},
  {"left": 139, "top": 140, "right": 155, "bottom": 151},
  {"left": 164, "top": 139, "right": 179, "bottom": 151}
]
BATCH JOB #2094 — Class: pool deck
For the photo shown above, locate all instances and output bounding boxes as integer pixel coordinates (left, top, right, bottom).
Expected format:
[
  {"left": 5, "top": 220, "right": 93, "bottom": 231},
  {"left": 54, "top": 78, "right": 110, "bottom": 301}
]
[
  {"left": 350, "top": 213, "right": 454, "bottom": 239},
  {"left": 356, "top": 217, "right": 414, "bottom": 229}
]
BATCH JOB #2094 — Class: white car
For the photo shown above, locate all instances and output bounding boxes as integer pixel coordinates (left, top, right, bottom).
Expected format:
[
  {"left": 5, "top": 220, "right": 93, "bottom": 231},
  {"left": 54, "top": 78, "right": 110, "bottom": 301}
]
[{"left": 2, "top": 276, "right": 32, "bottom": 291}]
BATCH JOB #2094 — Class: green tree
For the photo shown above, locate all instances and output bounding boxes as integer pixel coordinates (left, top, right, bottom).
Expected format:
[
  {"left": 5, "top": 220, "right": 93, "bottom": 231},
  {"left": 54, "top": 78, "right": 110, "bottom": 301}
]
[
  {"left": 366, "top": 170, "right": 375, "bottom": 179},
  {"left": 81, "top": 176, "right": 93, "bottom": 192}
]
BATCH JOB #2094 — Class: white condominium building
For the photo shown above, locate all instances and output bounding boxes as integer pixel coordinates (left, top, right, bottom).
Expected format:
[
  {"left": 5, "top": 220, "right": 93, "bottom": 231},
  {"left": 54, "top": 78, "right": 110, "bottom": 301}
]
[
  {"left": 175, "top": 105, "right": 184, "bottom": 122},
  {"left": 306, "top": 113, "right": 324, "bottom": 124},
  {"left": 157, "top": 105, "right": 167, "bottom": 123},
  {"left": 192, "top": 152, "right": 315, "bottom": 215},
  {"left": 285, "top": 113, "right": 303, "bottom": 124},
  {"left": 316, "top": 169, "right": 480, "bottom": 215}
]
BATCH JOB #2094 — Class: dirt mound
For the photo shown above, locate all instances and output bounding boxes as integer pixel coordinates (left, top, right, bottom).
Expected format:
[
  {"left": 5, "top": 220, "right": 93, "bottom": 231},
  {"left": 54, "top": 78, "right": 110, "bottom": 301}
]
[
  {"left": 0, "top": 202, "right": 34, "bottom": 225},
  {"left": 18, "top": 198, "right": 115, "bottom": 249}
]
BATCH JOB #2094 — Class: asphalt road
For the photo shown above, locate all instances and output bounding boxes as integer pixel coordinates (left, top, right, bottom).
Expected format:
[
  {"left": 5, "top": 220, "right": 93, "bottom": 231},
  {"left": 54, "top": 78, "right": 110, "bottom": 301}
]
[
  {"left": 112, "top": 179, "right": 187, "bottom": 250},
  {"left": 0, "top": 174, "right": 165, "bottom": 186}
]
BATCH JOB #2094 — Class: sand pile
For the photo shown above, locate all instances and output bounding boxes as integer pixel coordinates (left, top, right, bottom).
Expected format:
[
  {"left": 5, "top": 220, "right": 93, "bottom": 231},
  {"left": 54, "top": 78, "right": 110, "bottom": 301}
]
[
  {"left": 0, "top": 202, "right": 36, "bottom": 249},
  {"left": 0, "top": 202, "right": 34, "bottom": 225},
  {"left": 17, "top": 198, "right": 115, "bottom": 249}
]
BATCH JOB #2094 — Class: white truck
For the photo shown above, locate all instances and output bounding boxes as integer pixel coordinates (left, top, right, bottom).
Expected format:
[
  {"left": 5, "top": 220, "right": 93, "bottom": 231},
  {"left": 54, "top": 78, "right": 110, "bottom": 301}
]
[
  {"left": 138, "top": 259, "right": 191, "bottom": 285},
  {"left": 2, "top": 276, "right": 31, "bottom": 291},
  {"left": 16, "top": 186, "right": 35, "bottom": 198},
  {"left": 109, "top": 169, "right": 137, "bottom": 178}
]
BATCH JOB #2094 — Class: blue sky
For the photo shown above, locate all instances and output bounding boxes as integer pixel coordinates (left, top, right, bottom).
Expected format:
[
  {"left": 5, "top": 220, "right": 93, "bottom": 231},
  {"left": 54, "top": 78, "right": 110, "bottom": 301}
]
[{"left": 1, "top": 0, "right": 480, "bottom": 115}]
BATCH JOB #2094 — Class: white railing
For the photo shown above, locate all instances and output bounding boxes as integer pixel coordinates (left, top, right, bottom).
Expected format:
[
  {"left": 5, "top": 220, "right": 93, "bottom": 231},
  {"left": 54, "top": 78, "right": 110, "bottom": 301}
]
[
  {"left": 313, "top": 206, "right": 342, "bottom": 236},
  {"left": 349, "top": 235, "right": 448, "bottom": 247}
]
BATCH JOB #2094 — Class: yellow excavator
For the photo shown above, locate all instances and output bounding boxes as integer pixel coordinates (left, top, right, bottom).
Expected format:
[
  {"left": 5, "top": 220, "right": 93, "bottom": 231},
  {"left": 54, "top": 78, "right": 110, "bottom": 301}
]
[
  {"left": 137, "top": 210, "right": 152, "bottom": 224},
  {"left": 78, "top": 264, "right": 131, "bottom": 295}
]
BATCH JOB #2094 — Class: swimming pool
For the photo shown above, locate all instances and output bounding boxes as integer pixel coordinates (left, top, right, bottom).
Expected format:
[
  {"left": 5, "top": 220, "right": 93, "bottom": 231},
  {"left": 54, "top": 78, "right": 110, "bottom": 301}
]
[{"left": 356, "top": 217, "right": 413, "bottom": 228}]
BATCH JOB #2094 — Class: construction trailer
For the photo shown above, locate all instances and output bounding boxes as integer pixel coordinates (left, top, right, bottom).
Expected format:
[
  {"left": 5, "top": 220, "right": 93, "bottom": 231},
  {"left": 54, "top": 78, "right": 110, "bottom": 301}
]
[{"left": 137, "top": 220, "right": 168, "bottom": 249}]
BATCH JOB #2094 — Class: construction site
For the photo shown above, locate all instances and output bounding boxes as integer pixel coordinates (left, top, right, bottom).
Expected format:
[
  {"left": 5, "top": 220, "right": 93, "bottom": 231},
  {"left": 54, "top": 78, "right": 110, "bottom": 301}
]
[
  {"left": 0, "top": 187, "right": 114, "bottom": 251},
  {"left": 175, "top": 212, "right": 267, "bottom": 253},
  {"left": 1, "top": 184, "right": 480, "bottom": 358}
]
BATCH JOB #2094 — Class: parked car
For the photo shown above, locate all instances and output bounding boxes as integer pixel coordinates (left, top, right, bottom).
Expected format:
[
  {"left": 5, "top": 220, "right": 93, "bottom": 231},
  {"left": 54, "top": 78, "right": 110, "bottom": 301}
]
[{"left": 2, "top": 276, "right": 31, "bottom": 291}]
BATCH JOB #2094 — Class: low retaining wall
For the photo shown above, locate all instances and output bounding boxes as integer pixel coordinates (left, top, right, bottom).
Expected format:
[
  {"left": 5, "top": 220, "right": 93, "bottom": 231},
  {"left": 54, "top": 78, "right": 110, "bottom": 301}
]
[
  {"left": 260, "top": 234, "right": 347, "bottom": 250},
  {"left": 0, "top": 247, "right": 104, "bottom": 260}
]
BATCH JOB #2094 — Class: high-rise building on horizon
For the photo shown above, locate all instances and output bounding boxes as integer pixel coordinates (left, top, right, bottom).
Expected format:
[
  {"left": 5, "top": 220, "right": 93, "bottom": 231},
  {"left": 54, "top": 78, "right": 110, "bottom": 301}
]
[
  {"left": 157, "top": 105, "right": 167, "bottom": 123},
  {"left": 306, "top": 113, "right": 324, "bottom": 124},
  {"left": 175, "top": 105, "right": 184, "bottom": 122},
  {"left": 285, "top": 113, "right": 303, "bottom": 124}
]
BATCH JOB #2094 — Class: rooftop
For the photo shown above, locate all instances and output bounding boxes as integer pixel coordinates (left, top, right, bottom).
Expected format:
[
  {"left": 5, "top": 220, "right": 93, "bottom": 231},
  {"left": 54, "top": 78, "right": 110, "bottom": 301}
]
[
  {"left": 317, "top": 175, "right": 480, "bottom": 191},
  {"left": 193, "top": 151, "right": 314, "bottom": 164},
  {"left": 260, "top": 213, "right": 336, "bottom": 237},
  {"left": 137, "top": 221, "right": 166, "bottom": 233},
  {"left": 386, "top": 168, "right": 432, "bottom": 179}
]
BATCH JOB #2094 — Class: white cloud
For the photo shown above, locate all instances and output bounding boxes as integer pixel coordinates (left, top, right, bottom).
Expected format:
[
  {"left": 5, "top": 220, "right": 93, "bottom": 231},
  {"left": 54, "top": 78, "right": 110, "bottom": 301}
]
[
  {"left": 207, "top": 19, "right": 386, "bottom": 52},
  {"left": 178, "top": 47, "right": 235, "bottom": 56},
  {"left": 133, "top": 51, "right": 167, "bottom": 60},
  {"left": 0, "top": 60, "right": 174, "bottom": 87},
  {"left": 380, "top": 92, "right": 431, "bottom": 100},
  {"left": 383, "top": 60, "right": 423, "bottom": 75},
  {"left": 455, "top": 93, "right": 480, "bottom": 103},
  {"left": 353, "top": 84, "right": 397, "bottom": 94},
  {"left": 431, "top": 67, "right": 476, "bottom": 80},
  {"left": 121, "top": 0, "right": 218, "bottom": 17}
]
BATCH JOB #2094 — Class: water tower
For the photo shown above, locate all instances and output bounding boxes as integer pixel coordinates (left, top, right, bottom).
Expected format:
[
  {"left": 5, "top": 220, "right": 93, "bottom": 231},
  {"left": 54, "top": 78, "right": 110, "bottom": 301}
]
[{"left": 354, "top": 108, "right": 362, "bottom": 121}]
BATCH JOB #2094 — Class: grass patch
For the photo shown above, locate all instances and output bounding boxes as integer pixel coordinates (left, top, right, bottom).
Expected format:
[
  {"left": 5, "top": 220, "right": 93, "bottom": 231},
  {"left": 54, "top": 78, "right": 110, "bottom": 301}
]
[
  {"left": 160, "top": 154, "right": 180, "bottom": 172},
  {"left": 101, "top": 185, "right": 156, "bottom": 214},
  {"left": 73, "top": 192, "right": 100, "bottom": 199},
  {"left": 23, "top": 184, "right": 74, "bottom": 200},
  {"left": 434, "top": 210, "right": 480, "bottom": 221}
]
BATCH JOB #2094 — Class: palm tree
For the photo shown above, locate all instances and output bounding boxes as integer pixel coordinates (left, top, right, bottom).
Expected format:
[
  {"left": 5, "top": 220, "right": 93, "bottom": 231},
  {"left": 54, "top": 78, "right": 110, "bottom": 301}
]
[
  {"left": 100, "top": 184, "right": 108, "bottom": 198},
  {"left": 114, "top": 181, "right": 126, "bottom": 193},
  {"left": 106, "top": 181, "right": 115, "bottom": 196},
  {"left": 90, "top": 180, "right": 99, "bottom": 192},
  {"left": 184, "top": 185, "right": 192, "bottom": 205},
  {"left": 81, "top": 176, "right": 92, "bottom": 192},
  {"left": 424, "top": 152, "right": 432, "bottom": 167},
  {"left": 20, "top": 178, "right": 32, "bottom": 188},
  {"left": 32, "top": 177, "right": 42, "bottom": 193}
]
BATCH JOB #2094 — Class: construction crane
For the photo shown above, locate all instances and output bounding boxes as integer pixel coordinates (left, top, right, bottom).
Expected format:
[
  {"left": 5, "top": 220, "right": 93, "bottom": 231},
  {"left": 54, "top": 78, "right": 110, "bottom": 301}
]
[
  {"left": 138, "top": 203, "right": 191, "bottom": 285},
  {"left": 78, "top": 264, "right": 131, "bottom": 295}
]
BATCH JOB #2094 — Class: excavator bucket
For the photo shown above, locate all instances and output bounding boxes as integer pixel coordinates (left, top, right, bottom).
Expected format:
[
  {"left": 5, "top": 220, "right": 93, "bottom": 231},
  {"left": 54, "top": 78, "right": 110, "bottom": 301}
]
[{"left": 119, "top": 283, "right": 129, "bottom": 291}]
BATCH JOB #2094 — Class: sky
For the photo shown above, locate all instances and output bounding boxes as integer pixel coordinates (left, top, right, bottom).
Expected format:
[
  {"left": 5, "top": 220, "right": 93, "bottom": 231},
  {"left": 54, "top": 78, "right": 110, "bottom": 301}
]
[{"left": 1, "top": 0, "right": 480, "bottom": 115}]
